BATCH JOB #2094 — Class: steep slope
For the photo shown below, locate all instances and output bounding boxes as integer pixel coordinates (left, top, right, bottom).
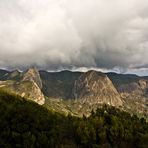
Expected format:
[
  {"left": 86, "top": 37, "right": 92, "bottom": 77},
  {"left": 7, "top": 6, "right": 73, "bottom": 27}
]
[
  {"left": 23, "top": 67, "right": 42, "bottom": 89},
  {"left": 72, "top": 70, "right": 123, "bottom": 106},
  {"left": 0, "top": 68, "right": 147, "bottom": 118},
  {"left": 40, "top": 70, "right": 81, "bottom": 99},
  {"left": 0, "top": 69, "right": 10, "bottom": 79},
  {"left": 0, "top": 90, "right": 147, "bottom": 148},
  {"left": 107, "top": 72, "right": 140, "bottom": 88},
  {"left": 0, "top": 68, "right": 45, "bottom": 105},
  {"left": 40, "top": 70, "right": 123, "bottom": 106},
  {"left": 107, "top": 73, "right": 148, "bottom": 118},
  {"left": 41, "top": 70, "right": 123, "bottom": 116}
]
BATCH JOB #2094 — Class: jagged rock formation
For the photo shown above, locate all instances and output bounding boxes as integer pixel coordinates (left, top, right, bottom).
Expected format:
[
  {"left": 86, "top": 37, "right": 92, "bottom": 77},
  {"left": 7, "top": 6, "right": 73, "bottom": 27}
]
[
  {"left": 0, "top": 68, "right": 147, "bottom": 118},
  {"left": 22, "top": 67, "right": 43, "bottom": 89},
  {"left": 0, "top": 68, "right": 45, "bottom": 105},
  {"left": 108, "top": 73, "right": 148, "bottom": 118},
  {"left": 72, "top": 70, "right": 123, "bottom": 106},
  {"left": 40, "top": 70, "right": 123, "bottom": 107}
]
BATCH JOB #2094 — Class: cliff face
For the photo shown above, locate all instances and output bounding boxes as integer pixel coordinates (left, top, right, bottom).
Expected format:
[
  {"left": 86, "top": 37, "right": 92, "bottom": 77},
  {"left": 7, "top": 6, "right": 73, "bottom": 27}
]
[
  {"left": 40, "top": 70, "right": 123, "bottom": 107},
  {"left": 72, "top": 71, "right": 123, "bottom": 107},
  {"left": 108, "top": 73, "right": 148, "bottom": 118},
  {"left": 18, "top": 68, "right": 45, "bottom": 105},
  {"left": 0, "top": 68, "right": 147, "bottom": 118},
  {"left": 0, "top": 68, "right": 45, "bottom": 105},
  {"left": 22, "top": 68, "right": 43, "bottom": 89}
]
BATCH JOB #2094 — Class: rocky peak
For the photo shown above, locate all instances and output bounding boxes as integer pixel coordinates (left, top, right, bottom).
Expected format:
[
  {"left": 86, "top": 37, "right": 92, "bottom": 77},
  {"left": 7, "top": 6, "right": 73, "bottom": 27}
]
[
  {"left": 72, "top": 70, "right": 123, "bottom": 106},
  {"left": 22, "top": 67, "right": 42, "bottom": 89},
  {"left": 13, "top": 67, "right": 45, "bottom": 105},
  {"left": 138, "top": 79, "right": 148, "bottom": 90}
]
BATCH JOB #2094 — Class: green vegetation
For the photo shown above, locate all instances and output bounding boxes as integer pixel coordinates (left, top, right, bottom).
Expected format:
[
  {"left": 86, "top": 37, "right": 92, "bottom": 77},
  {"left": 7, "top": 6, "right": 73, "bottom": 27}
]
[
  {"left": 0, "top": 90, "right": 147, "bottom": 148},
  {"left": 44, "top": 97, "right": 79, "bottom": 116},
  {"left": 40, "top": 70, "right": 81, "bottom": 99},
  {"left": 107, "top": 72, "right": 140, "bottom": 87}
]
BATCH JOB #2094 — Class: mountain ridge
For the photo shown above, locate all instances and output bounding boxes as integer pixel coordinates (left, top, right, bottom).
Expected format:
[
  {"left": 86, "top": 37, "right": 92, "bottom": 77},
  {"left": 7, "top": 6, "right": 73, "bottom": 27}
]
[
  {"left": 0, "top": 68, "right": 45, "bottom": 105},
  {"left": 0, "top": 68, "right": 147, "bottom": 118}
]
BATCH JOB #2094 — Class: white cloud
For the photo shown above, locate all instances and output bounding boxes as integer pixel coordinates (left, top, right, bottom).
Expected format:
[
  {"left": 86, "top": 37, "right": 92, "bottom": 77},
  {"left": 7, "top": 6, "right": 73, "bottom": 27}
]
[{"left": 0, "top": 0, "right": 148, "bottom": 73}]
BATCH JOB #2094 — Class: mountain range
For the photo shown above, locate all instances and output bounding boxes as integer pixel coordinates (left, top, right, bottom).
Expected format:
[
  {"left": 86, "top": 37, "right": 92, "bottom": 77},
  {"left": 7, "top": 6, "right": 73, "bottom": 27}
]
[{"left": 0, "top": 67, "right": 147, "bottom": 118}]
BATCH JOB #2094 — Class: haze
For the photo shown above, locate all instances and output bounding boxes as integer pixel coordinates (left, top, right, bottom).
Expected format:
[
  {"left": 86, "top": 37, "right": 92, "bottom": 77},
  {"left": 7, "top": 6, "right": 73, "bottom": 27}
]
[{"left": 0, "top": 0, "right": 148, "bottom": 75}]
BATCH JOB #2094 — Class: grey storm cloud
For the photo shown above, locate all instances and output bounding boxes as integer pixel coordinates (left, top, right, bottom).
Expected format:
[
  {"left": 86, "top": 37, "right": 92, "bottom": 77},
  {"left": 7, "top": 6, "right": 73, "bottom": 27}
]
[{"left": 0, "top": 0, "right": 148, "bottom": 72}]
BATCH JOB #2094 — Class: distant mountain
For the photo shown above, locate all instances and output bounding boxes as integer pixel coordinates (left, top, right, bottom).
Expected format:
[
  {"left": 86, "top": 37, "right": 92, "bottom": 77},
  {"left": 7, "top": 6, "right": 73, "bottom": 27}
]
[
  {"left": 106, "top": 72, "right": 140, "bottom": 88},
  {"left": 0, "top": 68, "right": 147, "bottom": 118},
  {"left": 0, "top": 69, "right": 10, "bottom": 79},
  {"left": 107, "top": 73, "right": 148, "bottom": 118},
  {"left": 41, "top": 70, "right": 123, "bottom": 116},
  {"left": 40, "top": 70, "right": 82, "bottom": 99}
]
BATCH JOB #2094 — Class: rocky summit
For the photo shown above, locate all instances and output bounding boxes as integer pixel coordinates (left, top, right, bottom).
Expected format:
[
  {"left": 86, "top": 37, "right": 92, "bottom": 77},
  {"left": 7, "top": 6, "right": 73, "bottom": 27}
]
[
  {"left": 0, "top": 68, "right": 147, "bottom": 118},
  {"left": 0, "top": 68, "right": 45, "bottom": 105},
  {"left": 72, "top": 70, "right": 123, "bottom": 106}
]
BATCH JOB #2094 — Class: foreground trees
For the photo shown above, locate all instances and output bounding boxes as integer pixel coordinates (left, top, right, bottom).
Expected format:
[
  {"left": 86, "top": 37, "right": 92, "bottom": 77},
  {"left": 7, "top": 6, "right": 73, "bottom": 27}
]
[{"left": 0, "top": 90, "right": 147, "bottom": 148}]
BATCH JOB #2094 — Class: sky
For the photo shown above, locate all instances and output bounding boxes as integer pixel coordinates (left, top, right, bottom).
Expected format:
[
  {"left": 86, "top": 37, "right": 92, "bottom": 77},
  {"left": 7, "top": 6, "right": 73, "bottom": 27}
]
[{"left": 0, "top": 0, "right": 148, "bottom": 75}]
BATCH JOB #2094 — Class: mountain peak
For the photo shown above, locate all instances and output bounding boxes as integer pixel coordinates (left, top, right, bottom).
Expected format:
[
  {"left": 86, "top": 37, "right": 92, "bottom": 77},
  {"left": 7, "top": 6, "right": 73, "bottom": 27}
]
[
  {"left": 86, "top": 70, "right": 106, "bottom": 77},
  {"left": 24, "top": 67, "right": 38, "bottom": 76},
  {"left": 72, "top": 71, "right": 123, "bottom": 106},
  {"left": 22, "top": 67, "right": 42, "bottom": 89}
]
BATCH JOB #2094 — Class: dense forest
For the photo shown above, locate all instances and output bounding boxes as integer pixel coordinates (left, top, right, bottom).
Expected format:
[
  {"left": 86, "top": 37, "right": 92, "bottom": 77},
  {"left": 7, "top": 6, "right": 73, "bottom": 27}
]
[{"left": 0, "top": 90, "right": 147, "bottom": 148}]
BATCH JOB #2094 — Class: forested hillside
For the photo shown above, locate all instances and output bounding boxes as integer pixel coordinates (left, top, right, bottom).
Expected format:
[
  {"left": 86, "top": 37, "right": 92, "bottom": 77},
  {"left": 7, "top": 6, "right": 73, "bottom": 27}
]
[{"left": 0, "top": 90, "right": 147, "bottom": 148}]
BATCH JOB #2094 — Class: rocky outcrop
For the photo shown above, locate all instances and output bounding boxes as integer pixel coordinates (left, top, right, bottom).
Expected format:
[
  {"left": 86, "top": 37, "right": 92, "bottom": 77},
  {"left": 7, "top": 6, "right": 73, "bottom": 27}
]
[
  {"left": 72, "top": 70, "right": 123, "bottom": 107},
  {"left": 18, "top": 80, "right": 45, "bottom": 105},
  {"left": 108, "top": 73, "right": 148, "bottom": 118},
  {"left": 18, "top": 67, "right": 45, "bottom": 105},
  {"left": 22, "top": 67, "right": 43, "bottom": 89},
  {"left": 0, "top": 68, "right": 147, "bottom": 118},
  {"left": 0, "top": 68, "right": 45, "bottom": 105}
]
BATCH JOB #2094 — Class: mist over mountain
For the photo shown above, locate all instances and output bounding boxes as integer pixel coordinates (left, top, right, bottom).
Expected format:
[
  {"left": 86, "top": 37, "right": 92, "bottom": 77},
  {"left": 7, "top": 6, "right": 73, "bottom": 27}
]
[{"left": 0, "top": 0, "right": 148, "bottom": 75}]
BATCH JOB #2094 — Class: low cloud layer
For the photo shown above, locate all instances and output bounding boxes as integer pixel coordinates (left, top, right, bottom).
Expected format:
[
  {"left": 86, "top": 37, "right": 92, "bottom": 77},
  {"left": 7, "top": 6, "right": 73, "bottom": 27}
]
[{"left": 0, "top": 0, "right": 148, "bottom": 73}]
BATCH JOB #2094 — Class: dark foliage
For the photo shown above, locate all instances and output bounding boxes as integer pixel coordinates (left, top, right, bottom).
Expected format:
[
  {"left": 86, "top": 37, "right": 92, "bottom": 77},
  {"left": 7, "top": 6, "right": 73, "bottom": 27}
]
[{"left": 0, "top": 90, "right": 147, "bottom": 148}]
